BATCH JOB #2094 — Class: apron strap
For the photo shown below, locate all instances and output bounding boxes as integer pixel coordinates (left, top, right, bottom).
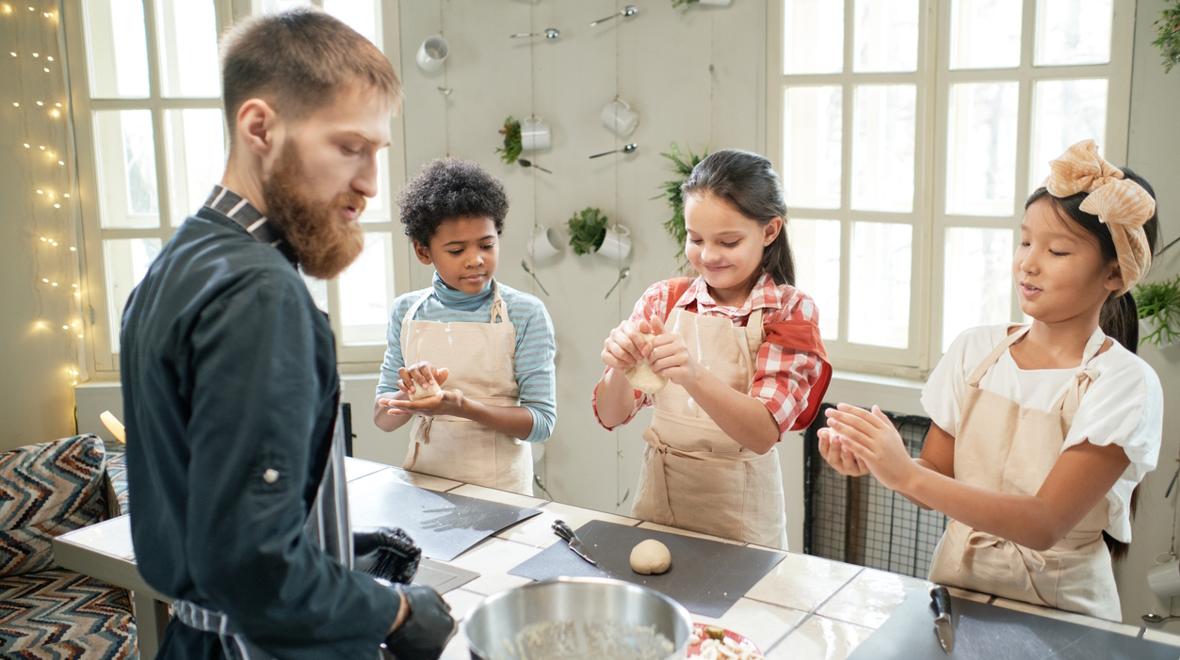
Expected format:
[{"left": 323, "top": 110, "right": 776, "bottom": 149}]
[
  {"left": 966, "top": 325, "right": 1030, "bottom": 387},
  {"left": 400, "top": 289, "right": 435, "bottom": 362},
  {"left": 744, "top": 308, "right": 764, "bottom": 358},
  {"left": 1051, "top": 327, "right": 1106, "bottom": 419}
]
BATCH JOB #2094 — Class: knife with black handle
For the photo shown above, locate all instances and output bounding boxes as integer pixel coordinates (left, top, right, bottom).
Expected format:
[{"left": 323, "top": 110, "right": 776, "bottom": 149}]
[{"left": 930, "top": 585, "right": 955, "bottom": 653}]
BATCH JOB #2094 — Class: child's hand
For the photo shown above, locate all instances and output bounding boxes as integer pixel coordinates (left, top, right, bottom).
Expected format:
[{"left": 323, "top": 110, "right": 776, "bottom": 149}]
[
  {"left": 396, "top": 362, "right": 450, "bottom": 400},
  {"left": 385, "top": 388, "right": 466, "bottom": 418},
  {"left": 647, "top": 315, "right": 699, "bottom": 386},
  {"left": 817, "top": 427, "right": 869, "bottom": 477},
  {"left": 601, "top": 318, "right": 655, "bottom": 370},
  {"left": 824, "top": 404, "right": 917, "bottom": 492}
]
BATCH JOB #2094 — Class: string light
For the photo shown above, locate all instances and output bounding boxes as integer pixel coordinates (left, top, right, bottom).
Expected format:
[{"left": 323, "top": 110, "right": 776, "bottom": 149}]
[
  {"left": 1, "top": 3, "right": 12, "bottom": 15},
  {"left": 35, "top": 100, "right": 42, "bottom": 106},
  {"left": 11, "top": 101, "right": 18, "bottom": 108},
  {"left": 48, "top": 108, "right": 60, "bottom": 118}
]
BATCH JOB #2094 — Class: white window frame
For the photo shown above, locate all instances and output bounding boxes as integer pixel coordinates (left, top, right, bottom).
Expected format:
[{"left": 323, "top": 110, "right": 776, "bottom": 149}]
[
  {"left": 766, "top": 0, "right": 1136, "bottom": 378},
  {"left": 65, "top": 0, "right": 411, "bottom": 377}
]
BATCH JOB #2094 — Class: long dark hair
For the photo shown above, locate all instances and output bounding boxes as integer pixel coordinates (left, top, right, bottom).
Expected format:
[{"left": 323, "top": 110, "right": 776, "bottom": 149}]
[
  {"left": 1025, "top": 166, "right": 1160, "bottom": 561},
  {"left": 681, "top": 149, "right": 795, "bottom": 285}
]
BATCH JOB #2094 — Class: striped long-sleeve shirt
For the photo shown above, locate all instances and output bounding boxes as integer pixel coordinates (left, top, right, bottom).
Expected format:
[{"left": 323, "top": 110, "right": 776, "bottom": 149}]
[{"left": 377, "top": 272, "right": 557, "bottom": 443}]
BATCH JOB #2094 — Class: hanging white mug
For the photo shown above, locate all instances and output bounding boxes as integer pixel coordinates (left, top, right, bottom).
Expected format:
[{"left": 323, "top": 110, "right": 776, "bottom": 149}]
[
  {"left": 521, "top": 117, "right": 552, "bottom": 152},
  {"left": 530, "top": 224, "right": 563, "bottom": 260},
  {"left": 600, "top": 98, "right": 639, "bottom": 137},
  {"left": 416, "top": 35, "right": 449, "bottom": 73},
  {"left": 597, "top": 224, "right": 632, "bottom": 261}
]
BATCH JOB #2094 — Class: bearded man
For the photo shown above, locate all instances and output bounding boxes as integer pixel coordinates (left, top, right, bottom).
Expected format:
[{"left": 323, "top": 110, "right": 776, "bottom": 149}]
[{"left": 118, "top": 9, "right": 454, "bottom": 659}]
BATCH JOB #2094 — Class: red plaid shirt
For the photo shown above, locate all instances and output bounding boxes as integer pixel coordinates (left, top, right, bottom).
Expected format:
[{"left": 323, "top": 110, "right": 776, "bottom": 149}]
[{"left": 592, "top": 273, "right": 830, "bottom": 436}]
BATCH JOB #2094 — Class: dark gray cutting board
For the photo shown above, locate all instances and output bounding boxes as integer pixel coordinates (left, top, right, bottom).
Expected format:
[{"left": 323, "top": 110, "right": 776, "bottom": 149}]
[
  {"left": 850, "top": 589, "right": 1180, "bottom": 660},
  {"left": 348, "top": 471, "right": 542, "bottom": 561},
  {"left": 413, "top": 558, "right": 478, "bottom": 594},
  {"left": 508, "top": 520, "right": 786, "bottom": 618}
]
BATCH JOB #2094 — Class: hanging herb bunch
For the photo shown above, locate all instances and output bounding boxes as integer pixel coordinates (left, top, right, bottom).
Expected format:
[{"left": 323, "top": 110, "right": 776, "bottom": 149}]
[
  {"left": 658, "top": 144, "right": 708, "bottom": 255},
  {"left": 496, "top": 116, "right": 523, "bottom": 165},
  {"left": 1154, "top": 1, "right": 1180, "bottom": 73},
  {"left": 1134, "top": 274, "right": 1180, "bottom": 346},
  {"left": 567, "top": 207, "right": 610, "bottom": 256}
]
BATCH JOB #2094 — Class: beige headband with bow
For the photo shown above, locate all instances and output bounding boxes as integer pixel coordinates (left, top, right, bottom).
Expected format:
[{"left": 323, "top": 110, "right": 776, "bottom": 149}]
[{"left": 1043, "top": 139, "right": 1155, "bottom": 295}]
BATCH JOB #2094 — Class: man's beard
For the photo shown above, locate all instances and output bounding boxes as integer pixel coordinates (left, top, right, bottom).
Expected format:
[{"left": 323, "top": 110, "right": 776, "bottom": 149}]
[{"left": 262, "top": 143, "right": 365, "bottom": 279}]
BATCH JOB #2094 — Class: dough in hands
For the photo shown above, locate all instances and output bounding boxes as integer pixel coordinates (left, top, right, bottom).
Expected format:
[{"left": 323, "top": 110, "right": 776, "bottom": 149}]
[
  {"left": 407, "top": 381, "right": 443, "bottom": 401},
  {"left": 630, "top": 539, "right": 672, "bottom": 575},
  {"left": 624, "top": 333, "right": 667, "bottom": 394}
]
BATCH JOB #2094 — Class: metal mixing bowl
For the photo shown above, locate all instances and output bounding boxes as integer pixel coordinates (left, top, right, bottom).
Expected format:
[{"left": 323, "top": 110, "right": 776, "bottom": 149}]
[{"left": 464, "top": 577, "right": 693, "bottom": 659}]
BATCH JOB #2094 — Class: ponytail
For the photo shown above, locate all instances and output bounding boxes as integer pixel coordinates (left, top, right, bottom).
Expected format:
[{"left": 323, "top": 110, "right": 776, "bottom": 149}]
[
  {"left": 1100, "top": 291, "right": 1140, "bottom": 353},
  {"left": 761, "top": 225, "right": 795, "bottom": 286}
]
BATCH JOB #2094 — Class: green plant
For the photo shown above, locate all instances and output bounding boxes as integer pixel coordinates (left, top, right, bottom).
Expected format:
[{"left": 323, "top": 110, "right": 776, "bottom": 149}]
[
  {"left": 567, "top": 207, "right": 609, "bottom": 256},
  {"left": 496, "top": 116, "right": 522, "bottom": 165},
  {"left": 658, "top": 144, "right": 708, "bottom": 255},
  {"left": 1154, "top": 2, "right": 1180, "bottom": 73},
  {"left": 1134, "top": 274, "right": 1180, "bottom": 346}
]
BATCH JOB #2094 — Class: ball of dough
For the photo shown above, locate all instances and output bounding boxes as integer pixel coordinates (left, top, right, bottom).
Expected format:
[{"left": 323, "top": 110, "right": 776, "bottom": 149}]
[
  {"left": 408, "top": 381, "right": 443, "bottom": 401},
  {"left": 630, "top": 539, "right": 672, "bottom": 575},
  {"left": 624, "top": 333, "right": 667, "bottom": 394}
]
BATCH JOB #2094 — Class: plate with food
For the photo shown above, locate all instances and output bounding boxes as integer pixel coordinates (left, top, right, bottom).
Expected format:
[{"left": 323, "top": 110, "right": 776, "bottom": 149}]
[{"left": 686, "top": 623, "right": 763, "bottom": 659}]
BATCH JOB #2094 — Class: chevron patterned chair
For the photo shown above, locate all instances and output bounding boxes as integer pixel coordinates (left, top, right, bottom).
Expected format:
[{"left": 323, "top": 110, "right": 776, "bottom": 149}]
[{"left": 0, "top": 434, "right": 137, "bottom": 658}]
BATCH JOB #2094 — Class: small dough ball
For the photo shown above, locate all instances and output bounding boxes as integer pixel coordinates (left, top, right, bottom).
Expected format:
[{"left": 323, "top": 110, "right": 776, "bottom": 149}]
[
  {"left": 630, "top": 539, "right": 672, "bottom": 575},
  {"left": 625, "top": 361, "right": 667, "bottom": 394},
  {"left": 624, "top": 333, "right": 666, "bottom": 394},
  {"left": 408, "top": 381, "right": 442, "bottom": 401}
]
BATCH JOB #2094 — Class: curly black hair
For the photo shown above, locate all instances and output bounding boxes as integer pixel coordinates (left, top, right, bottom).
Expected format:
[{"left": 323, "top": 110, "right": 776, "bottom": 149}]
[{"left": 397, "top": 158, "right": 508, "bottom": 246}]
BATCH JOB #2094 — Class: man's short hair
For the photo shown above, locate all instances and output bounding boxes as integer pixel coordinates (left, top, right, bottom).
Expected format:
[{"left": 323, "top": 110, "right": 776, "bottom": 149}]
[{"left": 220, "top": 9, "right": 401, "bottom": 129}]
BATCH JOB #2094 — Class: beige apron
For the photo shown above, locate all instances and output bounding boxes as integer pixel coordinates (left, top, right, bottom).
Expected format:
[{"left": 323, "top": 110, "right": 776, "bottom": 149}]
[
  {"left": 928, "top": 325, "right": 1121, "bottom": 620},
  {"left": 399, "top": 284, "right": 533, "bottom": 494},
  {"left": 631, "top": 306, "right": 788, "bottom": 548}
]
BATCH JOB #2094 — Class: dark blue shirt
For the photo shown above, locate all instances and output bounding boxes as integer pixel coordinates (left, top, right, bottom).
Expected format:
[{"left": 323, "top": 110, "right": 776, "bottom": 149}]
[{"left": 120, "top": 195, "right": 397, "bottom": 658}]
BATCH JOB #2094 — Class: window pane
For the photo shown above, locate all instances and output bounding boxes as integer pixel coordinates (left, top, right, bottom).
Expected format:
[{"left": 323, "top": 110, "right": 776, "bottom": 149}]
[
  {"left": 361, "top": 151, "right": 390, "bottom": 224},
  {"left": 302, "top": 275, "right": 329, "bottom": 313},
  {"left": 784, "top": 86, "right": 842, "bottom": 209},
  {"left": 1035, "top": 0, "right": 1112, "bottom": 66},
  {"left": 851, "top": 84, "right": 916, "bottom": 212},
  {"left": 784, "top": 0, "right": 843, "bottom": 74},
  {"left": 1029, "top": 78, "right": 1107, "bottom": 191},
  {"left": 339, "top": 232, "right": 396, "bottom": 345},
  {"left": 848, "top": 222, "right": 911, "bottom": 348},
  {"left": 786, "top": 219, "right": 840, "bottom": 340},
  {"left": 94, "top": 110, "right": 159, "bottom": 228},
  {"left": 165, "top": 109, "right": 226, "bottom": 224},
  {"left": 853, "top": 0, "right": 918, "bottom": 73},
  {"left": 323, "top": 0, "right": 382, "bottom": 47},
  {"left": 83, "top": 0, "right": 149, "bottom": 98},
  {"left": 155, "top": 0, "right": 220, "bottom": 98},
  {"left": 942, "top": 227, "right": 1013, "bottom": 351},
  {"left": 104, "top": 238, "right": 161, "bottom": 353},
  {"left": 945, "top": 82, "right": 1019, "bottom": 216},
  {"left": 949, "top": 0, "right": 1022, "bottom": 69}
]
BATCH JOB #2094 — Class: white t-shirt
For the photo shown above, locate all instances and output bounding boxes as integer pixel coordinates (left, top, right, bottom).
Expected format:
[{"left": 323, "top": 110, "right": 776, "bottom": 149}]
[{"left": 921, "top": 324, "right": 1163, "bottom": 542}]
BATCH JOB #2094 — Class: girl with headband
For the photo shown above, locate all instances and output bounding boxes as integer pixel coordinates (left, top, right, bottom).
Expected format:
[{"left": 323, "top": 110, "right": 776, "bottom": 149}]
[{"left": 819, "top": 139, "right": 1163, "bottom": 619}]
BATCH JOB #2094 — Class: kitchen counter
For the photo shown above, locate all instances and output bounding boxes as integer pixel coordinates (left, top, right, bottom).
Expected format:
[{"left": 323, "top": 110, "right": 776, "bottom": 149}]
[{"left": 54, "top": 457, "right": 1180, "bottom": 659}]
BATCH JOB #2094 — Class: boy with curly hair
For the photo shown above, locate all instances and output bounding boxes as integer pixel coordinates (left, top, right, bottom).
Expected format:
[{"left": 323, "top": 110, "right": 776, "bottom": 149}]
[{"left": 373, "top": 159, "right": 556, "bottom": 494}]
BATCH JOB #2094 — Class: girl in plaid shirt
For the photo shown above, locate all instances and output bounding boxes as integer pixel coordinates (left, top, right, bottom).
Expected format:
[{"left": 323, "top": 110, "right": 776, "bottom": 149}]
[{"left": 593, "top": 149, "right": 831, "bottom": 548}]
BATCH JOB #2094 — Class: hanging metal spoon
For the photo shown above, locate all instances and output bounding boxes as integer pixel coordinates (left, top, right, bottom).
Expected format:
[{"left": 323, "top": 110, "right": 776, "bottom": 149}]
[
  {"left": 589, "top": 143, "right": 638, "bottom": 159},
  {"left": 520, "top": 259, "right": 550, "bottom": 296},
  {"left": 603, "top": 267, "right": 631, "bottom": 299},
  {"left": 590, "top": 4, "right": 639, "bottom": 27},
  {"left": 518, "top": 158, "right": 553, "bottom": 174},
  {"left": 1143, "top": 613, "right": 1180, "bottom": 625},
  {"left": 509, "top": 27, "right": 561, "bottom": 40}
]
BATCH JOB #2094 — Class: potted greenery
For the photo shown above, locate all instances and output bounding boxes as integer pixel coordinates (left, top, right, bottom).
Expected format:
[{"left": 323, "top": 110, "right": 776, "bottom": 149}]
[
  {"left": 1135, "top": 274, "right": 1180, "bottom": 347},
  {"left": 658, "top": 144, "right": 708, "bottom": 253},
  {"left": 496, "top": 116, "right": 522, "bottom": 165},
  {"left": 1154, "top": 1, "right": 1180, "bottom": 73},
  {"left": 567, "top": 207, "right": 610, "bottom": 256}
]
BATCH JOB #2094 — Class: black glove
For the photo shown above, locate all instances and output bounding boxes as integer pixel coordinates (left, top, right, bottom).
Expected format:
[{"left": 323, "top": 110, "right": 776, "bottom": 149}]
[
  {"left": 354, "top": 527, "right": 421, "bottom": 584},
  {"left": 383, "top": 583, "right": 456, "bottom": 660}
]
